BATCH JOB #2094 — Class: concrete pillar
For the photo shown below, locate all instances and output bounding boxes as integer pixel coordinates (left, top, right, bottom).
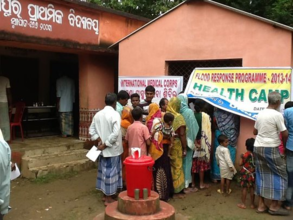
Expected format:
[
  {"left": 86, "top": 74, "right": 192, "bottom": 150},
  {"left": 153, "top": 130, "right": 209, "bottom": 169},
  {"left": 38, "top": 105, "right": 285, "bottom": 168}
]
[{"left": 78, "top": 53, "right": 117, "bottom": 140}]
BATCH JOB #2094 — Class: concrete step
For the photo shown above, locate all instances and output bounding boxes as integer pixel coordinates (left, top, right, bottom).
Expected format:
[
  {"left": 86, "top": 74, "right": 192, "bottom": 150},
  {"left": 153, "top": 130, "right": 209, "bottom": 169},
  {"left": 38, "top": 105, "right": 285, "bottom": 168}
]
[
  {"left": 24, "top": 159, "right": 96, "bottom": 178},
  {"left": 23, "top": 141, "right": 84, "bottom": 157},
  {"left": 19, "top": 139, "right": 97, "bottom": 179},
  {"left": 23, "top": 149, "right": 89, "bottom": 168}
]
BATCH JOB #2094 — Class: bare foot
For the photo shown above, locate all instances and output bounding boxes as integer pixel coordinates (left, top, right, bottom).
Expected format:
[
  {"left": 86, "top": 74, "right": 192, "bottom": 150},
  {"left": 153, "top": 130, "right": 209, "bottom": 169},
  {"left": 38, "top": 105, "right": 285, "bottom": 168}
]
[
  {"left": 237, "top": 203, "right": 247, "bottom": 209},
  {"left": 250, "top": 204, "right": 256, "bottom": 209},
  {"left": 173, "top": 194, "right": 185, "bottom": 199}
]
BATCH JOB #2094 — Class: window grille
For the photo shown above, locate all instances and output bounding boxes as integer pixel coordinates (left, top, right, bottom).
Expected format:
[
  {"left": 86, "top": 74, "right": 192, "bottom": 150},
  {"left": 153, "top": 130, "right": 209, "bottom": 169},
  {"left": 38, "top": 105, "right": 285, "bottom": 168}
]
[{"left": 168, "top": 59, "right": 242, "bottom": 89}]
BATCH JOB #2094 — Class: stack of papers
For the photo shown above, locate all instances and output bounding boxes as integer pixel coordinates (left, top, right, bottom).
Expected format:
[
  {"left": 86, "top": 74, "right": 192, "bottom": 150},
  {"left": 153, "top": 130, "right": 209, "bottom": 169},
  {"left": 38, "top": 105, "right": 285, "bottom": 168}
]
[
  {"left": 11, "top": 163, "right": 21, "bottom": 180},
  {"left": 0, "top": 129, "right": 3, "bottom": 140},
  {"left": 86, "top": 146, "right": 101, "bottom": 162}
]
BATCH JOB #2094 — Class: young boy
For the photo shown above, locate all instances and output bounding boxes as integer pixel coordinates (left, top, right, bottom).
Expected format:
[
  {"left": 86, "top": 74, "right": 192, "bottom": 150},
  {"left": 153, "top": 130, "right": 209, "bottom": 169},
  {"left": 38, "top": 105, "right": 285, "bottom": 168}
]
[
  {"left": 139, "top": 86, "right": 155, "bottom": 121},
  {"left": 215, "top": 134, "right": 237, "bottom": 194},
  {"left": 125, "top": 107, "right": 151, "bottom": 156},
  {"left": 159, "top": 98, "right": 168, "bottom": 113},
  {"left": 116, "top": 90, "right": 130, "bottom": 116},
  {"left": 130, "top": 93, "right": 140, "bottom": 109}
]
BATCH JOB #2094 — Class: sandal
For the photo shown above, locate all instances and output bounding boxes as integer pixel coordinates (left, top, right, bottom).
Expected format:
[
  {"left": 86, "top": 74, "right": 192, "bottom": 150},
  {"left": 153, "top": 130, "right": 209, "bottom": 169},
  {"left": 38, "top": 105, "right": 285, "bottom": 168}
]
[
  {"left": 200, "top": 184, "right": 210, "bottom": 189},
  {"left": 227, "top": 189, "right": 232, "bottom": 194},
  {"left": 282, "top": 204, "right": 292, "bottom": 211},
  {"left": 183, "top": 188, "right": 192, "bottom": 194},
  {"left": 268, "top": 208, "right": 290, "bottom": 216},
  {"left": 217, "top": 189, "right": 223, "bottom": 194},
  {"left": 189, "top": 184, "right": 199, "bottom": 193}
]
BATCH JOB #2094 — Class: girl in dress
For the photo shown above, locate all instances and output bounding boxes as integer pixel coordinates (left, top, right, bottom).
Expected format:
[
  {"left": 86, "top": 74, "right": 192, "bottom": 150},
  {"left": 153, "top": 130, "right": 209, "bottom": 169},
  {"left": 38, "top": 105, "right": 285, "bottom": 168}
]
[{"left": 237, "top": 138, "right": 256, "bottom": 209}]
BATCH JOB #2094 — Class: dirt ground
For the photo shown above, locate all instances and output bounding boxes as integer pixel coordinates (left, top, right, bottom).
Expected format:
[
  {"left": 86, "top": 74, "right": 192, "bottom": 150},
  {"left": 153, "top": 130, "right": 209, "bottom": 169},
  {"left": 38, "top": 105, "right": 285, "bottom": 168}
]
[{"left": 5, "top": 169, "right": 292, "bottom": 220}]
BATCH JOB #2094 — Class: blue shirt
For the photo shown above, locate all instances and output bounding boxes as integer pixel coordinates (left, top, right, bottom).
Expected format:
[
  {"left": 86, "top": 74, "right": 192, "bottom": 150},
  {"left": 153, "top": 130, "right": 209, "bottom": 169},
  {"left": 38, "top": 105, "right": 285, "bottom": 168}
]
[
  {"left": 56, "top": 76, "right": 75, "bottom": 112},
  {"left": 284, "top": 107, "right": 293, "bottom": 151},
  {"left": 116, "top": 102, "right": 123, "bottom": 116}
]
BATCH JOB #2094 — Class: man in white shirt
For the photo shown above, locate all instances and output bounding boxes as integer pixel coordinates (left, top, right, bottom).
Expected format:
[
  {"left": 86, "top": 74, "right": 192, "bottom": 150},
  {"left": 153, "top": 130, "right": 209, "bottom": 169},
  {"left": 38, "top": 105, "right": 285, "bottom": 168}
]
[
  {"left": 89, "top": 93, "right": 123, "bottom": 206},
  {"left": 0, "top": 73, "right": 12, "bottom": 141},
  {"left": 0, "top": 139, "right": 11, "bottom": 220},
  {"left": 56, "top": 73, "right": 75, "bottom": 137},
  {"left": 253, "top": 92, "right": 289, "bottom": 216}
]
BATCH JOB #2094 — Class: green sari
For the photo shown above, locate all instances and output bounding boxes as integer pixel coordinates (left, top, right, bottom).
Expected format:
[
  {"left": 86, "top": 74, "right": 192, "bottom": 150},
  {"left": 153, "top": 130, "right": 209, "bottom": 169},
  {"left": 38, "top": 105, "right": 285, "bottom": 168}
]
[
  {"left": 166, "top": 97, "right": 186, "bottom": 193},
  {"left": 178, "top": 94, "right": 199, "bottom": 188}
]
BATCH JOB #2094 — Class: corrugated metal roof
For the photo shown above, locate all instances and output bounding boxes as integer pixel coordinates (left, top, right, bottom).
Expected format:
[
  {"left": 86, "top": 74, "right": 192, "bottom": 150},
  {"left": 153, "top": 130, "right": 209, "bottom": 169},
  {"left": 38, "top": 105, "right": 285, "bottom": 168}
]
[{"left": 109, "top": 0, "right": 293, "bottom": 48}]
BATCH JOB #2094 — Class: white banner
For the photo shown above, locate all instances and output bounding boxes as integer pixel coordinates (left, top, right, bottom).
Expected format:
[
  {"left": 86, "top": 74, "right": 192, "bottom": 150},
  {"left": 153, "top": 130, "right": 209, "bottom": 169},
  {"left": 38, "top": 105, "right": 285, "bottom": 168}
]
[
  {"left": 118, "top": 76, "right": 184, "bottom": 103},
  {"left": 184, "top": 67, "right": 292, "bottom": 120}
]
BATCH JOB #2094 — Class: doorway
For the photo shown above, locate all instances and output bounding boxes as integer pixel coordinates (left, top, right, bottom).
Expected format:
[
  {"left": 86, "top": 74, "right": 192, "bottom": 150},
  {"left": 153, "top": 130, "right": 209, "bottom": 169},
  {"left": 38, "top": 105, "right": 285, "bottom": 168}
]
[{"left": 50, "top": 60, "right": 80, "bottom": 137}]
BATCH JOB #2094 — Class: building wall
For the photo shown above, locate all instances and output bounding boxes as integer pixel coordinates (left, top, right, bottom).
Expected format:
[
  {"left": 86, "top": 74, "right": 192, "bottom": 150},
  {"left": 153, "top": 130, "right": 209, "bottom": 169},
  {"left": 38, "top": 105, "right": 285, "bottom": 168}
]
[
  {"left": 79, "top": 54, "right": 116, "bottom": 140},
  {"left": 119, "top": 2, "right": 292, "bottom": 77},
  {"left": 0, "top": 0, "right": 148, "bottom": 140},
  {"left": 0, "top": 0, "right": 147, "bottom": 48},
  {"left": 118, "top": 1, "right": 293, "bottom": 168}
]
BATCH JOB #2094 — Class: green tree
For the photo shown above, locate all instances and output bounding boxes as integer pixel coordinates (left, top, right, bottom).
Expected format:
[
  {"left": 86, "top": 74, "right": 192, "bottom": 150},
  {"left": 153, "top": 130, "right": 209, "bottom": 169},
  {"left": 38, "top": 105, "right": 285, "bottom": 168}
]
[
  {"left": 269, "top": 0, "right": 293, "bottom": 26},
  {"left": 88, "top": 0, "right": 293, "bottom": 26},
  {"left": 89, "top": 0, "right": 184, "bottom": 19},
  {"left": 215, "top": 0, "right": 293, "bottom": 26}
]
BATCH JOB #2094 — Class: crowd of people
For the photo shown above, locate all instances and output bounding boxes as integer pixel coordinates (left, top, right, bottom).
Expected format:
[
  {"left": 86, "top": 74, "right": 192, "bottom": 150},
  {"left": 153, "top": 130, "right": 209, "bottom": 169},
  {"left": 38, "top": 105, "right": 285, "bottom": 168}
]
[
  {"left": 88, "top": 88, "right": 292, "bottom": 217},
  {"left": 1, "top": 86, "right": 292, "bottom": 218}
]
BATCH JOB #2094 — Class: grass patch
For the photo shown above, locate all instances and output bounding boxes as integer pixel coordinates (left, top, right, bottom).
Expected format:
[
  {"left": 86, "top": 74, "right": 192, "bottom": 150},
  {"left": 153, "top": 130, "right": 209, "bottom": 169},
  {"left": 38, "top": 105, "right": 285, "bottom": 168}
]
[{"left": 31, "top": 171, "right": 79, "bottom": 184}]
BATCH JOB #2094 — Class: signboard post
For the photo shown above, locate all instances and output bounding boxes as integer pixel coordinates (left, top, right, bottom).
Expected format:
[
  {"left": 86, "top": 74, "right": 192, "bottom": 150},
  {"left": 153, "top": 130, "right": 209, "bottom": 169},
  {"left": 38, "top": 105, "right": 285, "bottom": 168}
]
[{"left": 184, "top": 67, "right": 292, "bottom": 120}]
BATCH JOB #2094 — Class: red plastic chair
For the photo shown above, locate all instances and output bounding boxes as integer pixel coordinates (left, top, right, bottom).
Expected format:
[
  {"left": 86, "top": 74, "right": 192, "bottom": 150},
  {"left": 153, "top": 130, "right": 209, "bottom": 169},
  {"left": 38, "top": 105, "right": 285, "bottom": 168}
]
[{"left": 10, "top": 102, "right": 25, "bottom": 142}]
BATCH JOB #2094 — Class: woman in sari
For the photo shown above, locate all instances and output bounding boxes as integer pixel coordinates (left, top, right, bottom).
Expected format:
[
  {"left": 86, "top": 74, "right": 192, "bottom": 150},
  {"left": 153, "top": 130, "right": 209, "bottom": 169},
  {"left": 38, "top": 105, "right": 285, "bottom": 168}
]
[
  {"left": 146, "top": 103, "right": 162, "bottom": 131},
  {"left": 121, "top": 106, "right": 133, "bottom": 186},
  {"left": 192, "top": 99, "right": 212, "bottom": 189},
  {"left": 146, "top": 103, "right": 174, "bottom": 201},
  {"left": 167, "top": 97, "right": 187, "bottom": 195},
  {"left": 178, "top": 94, "right": 199, "bottom": 193}
]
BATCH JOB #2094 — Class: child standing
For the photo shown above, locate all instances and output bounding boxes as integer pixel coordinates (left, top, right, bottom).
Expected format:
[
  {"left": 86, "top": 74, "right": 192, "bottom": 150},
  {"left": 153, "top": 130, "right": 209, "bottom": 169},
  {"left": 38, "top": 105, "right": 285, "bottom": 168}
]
[
  {"left": 215, "top": 134, "right": 237, "bottom": 194},
  {"left": 237, "top": 138, "right": 255, "bottom": 209},
  {"left": 150, "top": 113, "right": 175, "bottom": 159},
  {"left": 125, "top": 107, "right": 151, "bottom": 156}
]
